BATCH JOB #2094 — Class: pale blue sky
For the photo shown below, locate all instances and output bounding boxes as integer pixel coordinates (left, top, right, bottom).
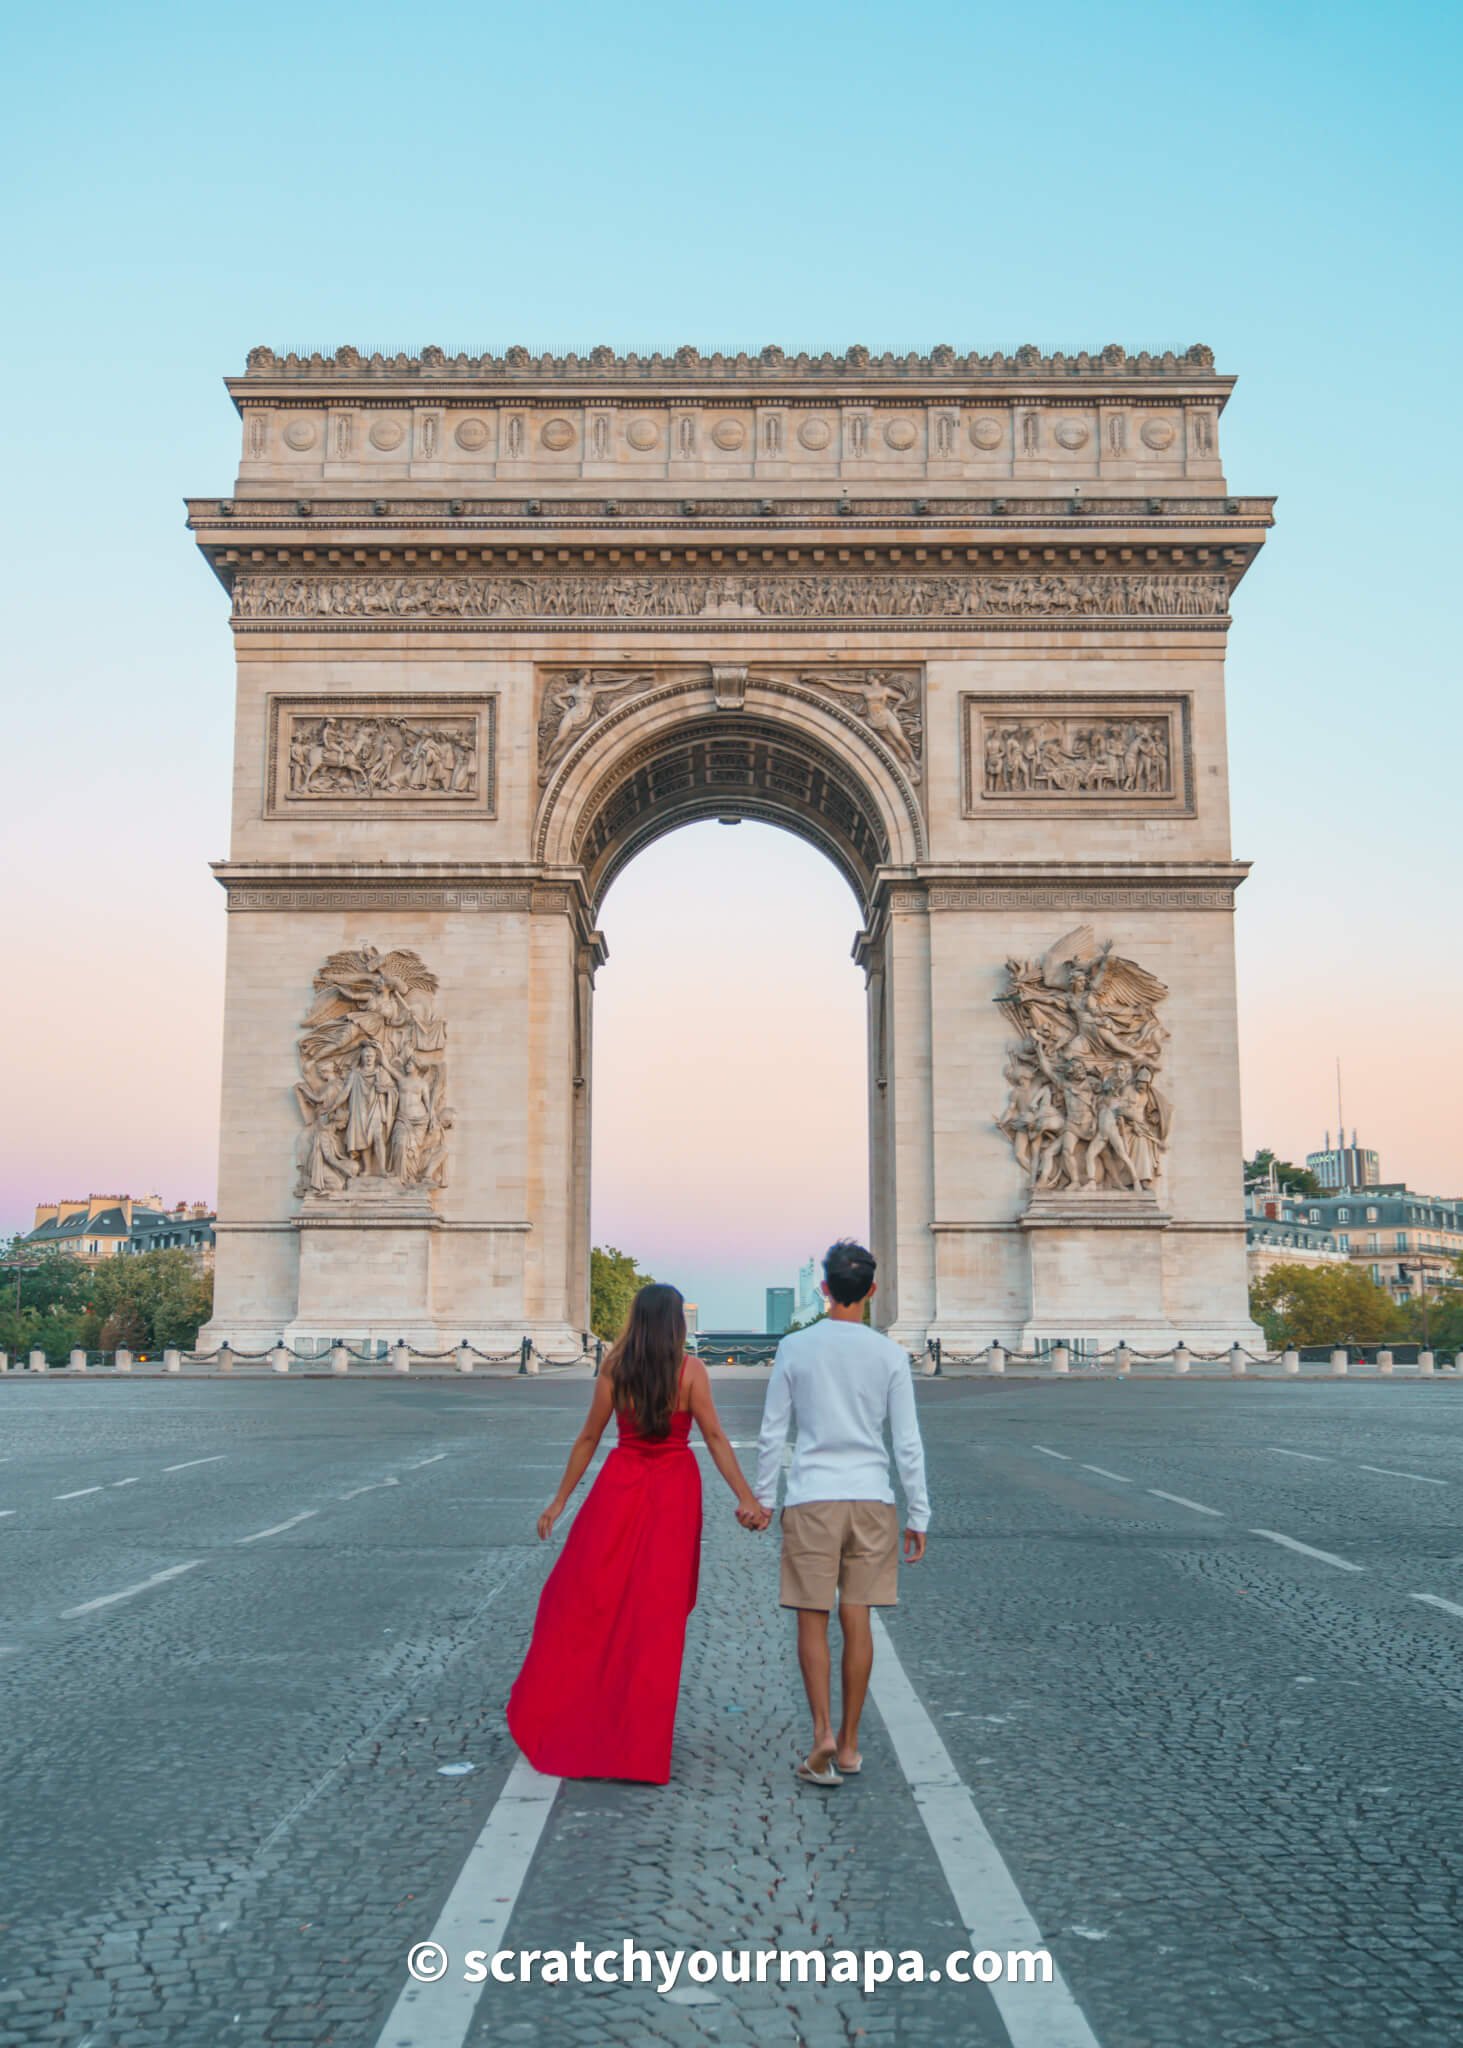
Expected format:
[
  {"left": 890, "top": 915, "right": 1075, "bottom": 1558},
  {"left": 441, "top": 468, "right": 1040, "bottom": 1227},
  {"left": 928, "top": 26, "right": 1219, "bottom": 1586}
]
[{"left": 4, "top": 1, "right": 1459, "bottom": 1322}]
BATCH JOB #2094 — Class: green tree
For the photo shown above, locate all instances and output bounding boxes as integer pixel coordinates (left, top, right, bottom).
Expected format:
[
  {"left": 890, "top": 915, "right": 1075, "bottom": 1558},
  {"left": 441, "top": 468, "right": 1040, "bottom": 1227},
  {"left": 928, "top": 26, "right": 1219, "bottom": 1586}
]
[
  {"left": 0, "top": 1243, "right": 92, "bottom": 1359},
  {"left": 80, "top": 1250, "right": 214, "bottom": 1353},
  {"left": 589, "top": 1245, "right": 655, "bottom": 1341},
  {"left": 1245, "top": 1149, "right": 1324, "bottom": 1199},
  {"left": 1249, "top": 1262, "right": 1405, "bottom": 1348}
]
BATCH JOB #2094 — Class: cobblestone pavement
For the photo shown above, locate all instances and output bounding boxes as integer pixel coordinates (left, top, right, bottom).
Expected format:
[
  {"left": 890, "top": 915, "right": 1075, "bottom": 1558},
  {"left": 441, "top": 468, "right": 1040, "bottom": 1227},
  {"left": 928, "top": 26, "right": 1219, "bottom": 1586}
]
[{"left": 1, "top": 1376, "right": 1461, "bottom": 2046}]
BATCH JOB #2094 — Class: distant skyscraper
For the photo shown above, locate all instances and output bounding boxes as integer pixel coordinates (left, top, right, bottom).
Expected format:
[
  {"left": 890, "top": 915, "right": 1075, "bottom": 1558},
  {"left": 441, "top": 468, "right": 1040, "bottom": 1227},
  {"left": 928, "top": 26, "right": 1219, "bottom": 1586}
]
[
  {"left": 795, "top": 1256, "right": 820, "bottom": 1322},
  {"left": 766, "top": 1287, "right": 795, "bottom": 1335},
  {"left": 1306, "top": 1130, "right": 1381, "bottom": 1191},
  {"left": 684, "top": 1302, "right": 699, "bottom": 1336}
]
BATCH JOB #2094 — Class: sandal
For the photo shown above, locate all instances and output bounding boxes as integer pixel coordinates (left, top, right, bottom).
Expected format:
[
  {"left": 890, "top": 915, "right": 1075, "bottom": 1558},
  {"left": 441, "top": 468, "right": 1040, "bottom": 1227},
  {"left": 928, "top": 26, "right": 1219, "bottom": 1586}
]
[
  {"left": 793, "top": 1748, "right": 843, "bottom": 1788},
  {"left": 835, "top": 1755, "right": 863, "bottom": 1775}
]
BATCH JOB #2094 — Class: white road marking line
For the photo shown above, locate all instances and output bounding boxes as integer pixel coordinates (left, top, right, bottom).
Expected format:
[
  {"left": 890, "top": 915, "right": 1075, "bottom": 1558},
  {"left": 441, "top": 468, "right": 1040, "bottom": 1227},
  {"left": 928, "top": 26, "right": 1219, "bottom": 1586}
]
[
  {"left": 1080, "top": 1463, "right": 1131, "bottom": 1483},
  {"left": 405, "top": 1453, "right": 448, "bottom": 1469},
  {"left": 1412, "top": 1592, "right": 1463, "bottom": 1620},
  {"left": 163, "top": 1455, "right": 226, "bottom": 1473},
  {"left": 1267, "top": 1448, "right": 1329, "bottom": 1462},
  {"left": 61, "top": 1560, "right": 203, "bottom": 1618},
  {"left": 55, "top": 1486, "right": 103, "bottom": 1500},
  {"left": 1148, "top": 1489, "right": 1225, "bottom": 1517},
  {"left": 1033, "top": 1444, "right": 1071, "bottom": 1460},
  {"left": 111, "top": 1477, "right": 140, "bottom": 1488},
  {"left": 234, "top": 1510, "right": 319, "bottom": 1544},
  {"left": 1359, "top": 1465, "right": 1446, "bottom": 1486},
  {"left": 1251, "top": 1528, "right": 1363, "bottom": 1572},
  {"left": 869, "top": 1613, "right": 1102, "bottom": 2048},
  {"left": 338, "top": 1478, "right": 402, "bottom": 1500},
  {"left": 371, "top": 1752, "right": 560, "bottom": 2048},
  {"left": 0, "top": 1510, "right": 16, "bottom": 1518}
]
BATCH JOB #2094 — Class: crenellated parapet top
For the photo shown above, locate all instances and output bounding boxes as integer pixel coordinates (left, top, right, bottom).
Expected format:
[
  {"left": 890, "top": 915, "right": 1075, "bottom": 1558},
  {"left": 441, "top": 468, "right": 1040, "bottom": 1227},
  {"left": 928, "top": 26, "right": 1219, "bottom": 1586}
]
[{"left": 239, "top": 342, "right": 1222, "bottom": 385}]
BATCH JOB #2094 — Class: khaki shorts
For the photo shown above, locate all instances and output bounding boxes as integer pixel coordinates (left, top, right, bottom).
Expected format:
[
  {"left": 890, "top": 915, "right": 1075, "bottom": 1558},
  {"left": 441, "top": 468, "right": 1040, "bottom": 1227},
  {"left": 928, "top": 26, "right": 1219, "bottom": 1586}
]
[{"left": 779, "top": 1500, "right": 900, "bottom": 1611}]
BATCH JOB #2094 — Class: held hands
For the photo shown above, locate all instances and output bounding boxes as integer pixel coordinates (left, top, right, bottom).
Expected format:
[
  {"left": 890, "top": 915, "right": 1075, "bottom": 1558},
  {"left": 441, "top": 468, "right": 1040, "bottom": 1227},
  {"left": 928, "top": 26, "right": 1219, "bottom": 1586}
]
[
  {"left": 737, "top": 1498, "right": 772, "bottom": 1532},
  {"left": 903, "top": 1528, "right": 927, "bottom": 1563}
]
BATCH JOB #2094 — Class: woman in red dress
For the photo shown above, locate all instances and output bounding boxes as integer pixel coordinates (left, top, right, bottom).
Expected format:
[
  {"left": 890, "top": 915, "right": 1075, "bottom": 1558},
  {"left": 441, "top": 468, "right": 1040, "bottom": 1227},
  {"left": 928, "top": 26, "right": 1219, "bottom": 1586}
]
[{"left": 507, "top": 1284, "right": 768, "bottom": 1784}]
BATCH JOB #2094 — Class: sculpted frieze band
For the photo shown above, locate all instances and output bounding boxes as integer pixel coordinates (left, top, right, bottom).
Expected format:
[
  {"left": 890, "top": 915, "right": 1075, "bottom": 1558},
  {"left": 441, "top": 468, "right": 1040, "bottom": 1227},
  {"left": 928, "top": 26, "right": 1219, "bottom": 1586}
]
[
  {"left": 233, "top": 570, "right": 1229, "bottom": 625},
  {"left": 964, "top": 695, "right": 1194, "bottom": 816}
]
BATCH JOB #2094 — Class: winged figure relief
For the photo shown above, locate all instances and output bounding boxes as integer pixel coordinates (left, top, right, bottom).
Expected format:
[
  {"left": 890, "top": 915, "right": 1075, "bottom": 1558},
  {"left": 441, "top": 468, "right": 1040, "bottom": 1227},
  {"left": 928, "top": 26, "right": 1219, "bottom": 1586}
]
[
  {"left": 799, "top": 671, "right": 922, "bottom": 780},
  {"left": 537, "top": 671, "right": 655, "bottom": 783}
]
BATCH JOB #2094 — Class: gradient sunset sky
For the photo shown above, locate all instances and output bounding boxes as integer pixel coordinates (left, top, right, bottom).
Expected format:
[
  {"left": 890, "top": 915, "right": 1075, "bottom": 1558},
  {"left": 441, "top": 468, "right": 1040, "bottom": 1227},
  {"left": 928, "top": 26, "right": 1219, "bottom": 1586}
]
[{"left": 4, "top": 2, "right": 1458, "bottom": 1325}]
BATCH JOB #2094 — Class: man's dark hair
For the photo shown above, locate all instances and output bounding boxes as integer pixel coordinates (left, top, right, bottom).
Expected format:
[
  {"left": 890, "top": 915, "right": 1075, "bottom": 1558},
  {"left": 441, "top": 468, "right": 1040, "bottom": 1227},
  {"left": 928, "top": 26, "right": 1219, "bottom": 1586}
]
[{"left": 823, "top": 1238, "right": 877, "bottom": 1307}]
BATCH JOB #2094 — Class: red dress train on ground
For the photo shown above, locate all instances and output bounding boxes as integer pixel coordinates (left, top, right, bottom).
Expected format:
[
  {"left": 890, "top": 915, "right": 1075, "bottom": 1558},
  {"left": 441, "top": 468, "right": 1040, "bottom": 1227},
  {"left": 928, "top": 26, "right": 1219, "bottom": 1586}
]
[{"left": 506, "top": 1377, "right": 703, "bottom": 1784}]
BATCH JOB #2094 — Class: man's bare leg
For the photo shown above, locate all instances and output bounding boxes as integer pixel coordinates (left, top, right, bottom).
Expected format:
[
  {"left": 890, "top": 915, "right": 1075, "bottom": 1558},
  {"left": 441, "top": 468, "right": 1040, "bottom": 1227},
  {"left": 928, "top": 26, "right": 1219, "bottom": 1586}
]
[
  {"left": 836, "top": 1601, "right": 873, "bottom": 1768},
  {"left": 795, "top": 1609, "right": 836, "bottom": 1766}
]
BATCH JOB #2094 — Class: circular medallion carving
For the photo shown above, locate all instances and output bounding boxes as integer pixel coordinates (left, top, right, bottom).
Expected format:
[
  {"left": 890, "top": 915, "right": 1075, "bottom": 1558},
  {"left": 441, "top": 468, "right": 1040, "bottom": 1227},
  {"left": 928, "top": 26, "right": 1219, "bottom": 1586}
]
[
  {"left": 540, "top": 417, "right": 576, "bottom": 451},
  {"left": 883, "top": 418, "right": 918, "bottom": 450},
  {"left": 454, "top": 417, "right": 490, "bottom": 450},
  {"left": 283, "top": 418, "right": 318, "bottom": 451},
  {"left": 368, "top": 418, "right": 406, "bottom": 451},
  {"left": 798, "top": 417, "right": 833, "bottom": 450},
  {"left": 626, "top": 416, "right": 660, "bottom": 451},
  {"left": 970, "top": 417, "right": 1004, "bottom": 450},
  {"left": 1141, "top": 418, "right": 1177, "bottom": 450},
  {"left": 711, "top": 418, "right": 746, "bottom": 451},
  {"left": 1054, "top": 419, "right": 1090, "bottom": 450}
]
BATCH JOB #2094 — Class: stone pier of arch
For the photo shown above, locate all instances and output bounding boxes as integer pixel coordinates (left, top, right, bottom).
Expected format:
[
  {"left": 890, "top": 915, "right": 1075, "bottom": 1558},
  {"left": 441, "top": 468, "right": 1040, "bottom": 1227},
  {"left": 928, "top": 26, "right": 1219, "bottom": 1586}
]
[{"left": 192, "top": 341, "right": 1272, "bottom": 1355}]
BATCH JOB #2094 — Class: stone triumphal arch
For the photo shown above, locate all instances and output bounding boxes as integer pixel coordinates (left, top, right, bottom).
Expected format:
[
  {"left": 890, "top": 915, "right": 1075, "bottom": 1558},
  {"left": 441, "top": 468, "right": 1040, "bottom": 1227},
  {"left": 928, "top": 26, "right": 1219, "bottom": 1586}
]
[{"left": 192, "top": 342, "right": 1272, "bottom": 1354}]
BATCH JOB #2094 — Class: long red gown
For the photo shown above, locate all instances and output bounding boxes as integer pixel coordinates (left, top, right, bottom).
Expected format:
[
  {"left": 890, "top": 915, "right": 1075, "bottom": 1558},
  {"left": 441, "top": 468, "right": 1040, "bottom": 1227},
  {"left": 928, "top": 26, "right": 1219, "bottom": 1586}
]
[{"left": 506, "top": 1378, "right": 703, "bottom": 1784}]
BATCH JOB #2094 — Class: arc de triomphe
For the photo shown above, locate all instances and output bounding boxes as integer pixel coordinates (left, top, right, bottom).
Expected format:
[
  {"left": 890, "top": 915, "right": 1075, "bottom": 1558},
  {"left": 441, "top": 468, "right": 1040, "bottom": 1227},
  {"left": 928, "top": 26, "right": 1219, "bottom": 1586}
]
[{"left": 191, "top": 342, "right": 1271, "bottom": 1354}]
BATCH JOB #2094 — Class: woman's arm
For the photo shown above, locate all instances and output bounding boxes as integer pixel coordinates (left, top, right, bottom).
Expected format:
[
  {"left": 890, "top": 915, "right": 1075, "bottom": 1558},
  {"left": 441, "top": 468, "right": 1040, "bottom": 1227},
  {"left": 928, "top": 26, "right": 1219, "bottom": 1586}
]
[
  {"left": 687, "top": 1359, "right": 770, "bottom": 1527},
  {"left": 537, "top": 1371, "right": 615, "bottom": 1540}
]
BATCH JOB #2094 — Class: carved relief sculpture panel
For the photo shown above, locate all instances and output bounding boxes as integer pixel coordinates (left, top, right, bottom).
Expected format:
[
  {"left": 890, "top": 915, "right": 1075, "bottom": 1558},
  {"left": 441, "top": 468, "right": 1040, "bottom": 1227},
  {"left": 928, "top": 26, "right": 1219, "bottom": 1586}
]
[
  {"left": 294, "top": 945, "right": 452, "bottom": 1201},
  {"left": 265, "top": 696, "right": 496, "bottom": 817},
  {"left": 963, "top": 695, "right": 1193, "bottom": 818},
  {"left": 997, "top": 927, "right": 1171, "bottom": 1199}
]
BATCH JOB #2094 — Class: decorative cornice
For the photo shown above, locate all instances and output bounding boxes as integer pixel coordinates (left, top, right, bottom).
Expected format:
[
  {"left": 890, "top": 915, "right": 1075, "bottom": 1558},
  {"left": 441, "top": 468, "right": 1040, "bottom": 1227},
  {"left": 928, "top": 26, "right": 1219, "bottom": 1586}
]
[
  {"left": 211, "top": 862, "right": 594, "bottom": 926},
  {"left": 867, "top": 864, "right": 1250, "bottom": 916},
  {"left": 238, "top": 342, "right": 1222, "bottom": 386}
]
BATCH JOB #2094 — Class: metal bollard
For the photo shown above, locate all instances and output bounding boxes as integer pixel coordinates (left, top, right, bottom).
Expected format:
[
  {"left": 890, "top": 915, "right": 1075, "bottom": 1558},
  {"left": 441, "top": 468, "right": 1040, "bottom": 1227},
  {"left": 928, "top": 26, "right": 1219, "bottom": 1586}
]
[
  {"left": 114, "top": 1348, "right": 132, "bottom": 1374},
  {"left": 164, "top": 1347, "right": 181, "bottom": 1373},
  {"left": 1282, "top": 1348, "right": 1300, "bottom": 1374},
  {"left": 1329, "top": 1347, "right": 1348, "bottom": 1376},
  {"left": 456, "top": 1341, "right": 474, "bottom": 1375},
  {"left": 330, "top": 1342, "right": 349, "bottom": 1375},
  {"left": 1114, "top": 1342, "right": 1132, "bottom": 1376},
  {"left": 270, "top": 1344, "right": 290, "bottom": 1375},
  {"left": 1229, "top": 1344, "right": 1247, "bottom": 1377},
  {"left": 518, "top": 1335, "right": 531, "bottom": 1377},
  {"left": 218, "top": 1343, "right": 234, "bottom": 1374},
  {"left": 29, "top": 1349, "right": 47, "bottom": 1372},
  {"left": 1050, "top": 1342, "right": 1070, "bottom": 1374},
  {"left": 70, "top": 1348, "right": 88, "bottom": 1372},
  {"left": 1418, "top": 1349, "right": 1436, "bottom": 1375},
  {"left": 987, "top": 1341, "right": 1006, "bottom": 1376},
  {"left": 392, "top": 1341, "right": 411, "bottom": 1375},
  {"left": 1172, "top": 1342, "right": 1190, "bottom": 1375},
  {"left": 1377, "top": 1349, "right": 1394, "bottom": 1375}
]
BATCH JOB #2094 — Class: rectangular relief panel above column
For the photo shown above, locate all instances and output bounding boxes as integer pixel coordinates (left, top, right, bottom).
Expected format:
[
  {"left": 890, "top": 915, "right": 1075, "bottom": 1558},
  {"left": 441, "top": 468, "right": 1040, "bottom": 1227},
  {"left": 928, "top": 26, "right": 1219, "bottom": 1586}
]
[
  {"left": 962, "top": 693, "right": 1194, "bottom": 820},
  {"left": 264, "top": 694, "right": 497, "bottom": 819}
]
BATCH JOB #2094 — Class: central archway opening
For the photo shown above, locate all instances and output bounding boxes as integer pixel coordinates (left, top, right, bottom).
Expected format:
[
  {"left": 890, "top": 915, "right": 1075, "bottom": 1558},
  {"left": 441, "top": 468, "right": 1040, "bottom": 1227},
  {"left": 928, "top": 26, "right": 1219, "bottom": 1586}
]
[{"left": 590, "top": 819, "right": 869, "bottom": 1332}]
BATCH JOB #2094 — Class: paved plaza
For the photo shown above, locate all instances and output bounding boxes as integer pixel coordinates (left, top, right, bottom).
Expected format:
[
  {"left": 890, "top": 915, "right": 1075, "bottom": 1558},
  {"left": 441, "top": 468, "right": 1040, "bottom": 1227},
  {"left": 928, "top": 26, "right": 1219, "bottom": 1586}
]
[{"left": 1, "top": 1374, "right": 1461, "bottom": 2047}]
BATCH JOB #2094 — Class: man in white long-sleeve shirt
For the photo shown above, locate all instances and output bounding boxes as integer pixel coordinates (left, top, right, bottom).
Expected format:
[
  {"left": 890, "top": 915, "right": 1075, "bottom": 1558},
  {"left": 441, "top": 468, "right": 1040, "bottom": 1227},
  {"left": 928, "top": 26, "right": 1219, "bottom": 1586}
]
[{"left": 754, "top": 1238, "right": 930, "bottom": 1787}]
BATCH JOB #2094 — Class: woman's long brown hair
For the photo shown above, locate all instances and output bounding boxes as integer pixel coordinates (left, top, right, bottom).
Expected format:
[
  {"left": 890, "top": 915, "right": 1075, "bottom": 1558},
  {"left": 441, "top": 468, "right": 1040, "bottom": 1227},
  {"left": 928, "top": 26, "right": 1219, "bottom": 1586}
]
[{"left": 605, "top": 1283, "right": 686, "bottom": 1439}]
